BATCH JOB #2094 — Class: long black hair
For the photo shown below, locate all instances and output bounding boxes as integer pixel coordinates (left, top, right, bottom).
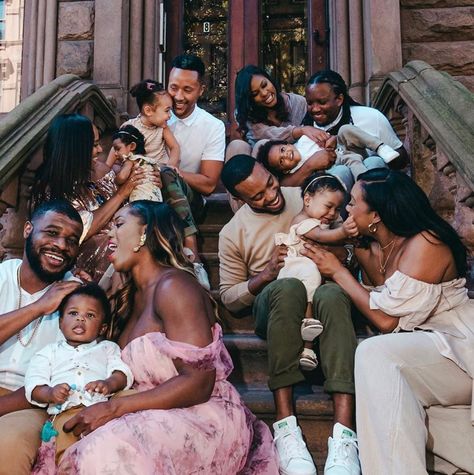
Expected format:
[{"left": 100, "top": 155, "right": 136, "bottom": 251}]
[
  {"left": 358, "top": 168, "right": 467, "bottom": 277},
  {"left": 32, "top": 113, "right": 94, "bottom": 205},
  {"left": 235, "top": 65, "right": 289, "bottom": 138},
  {"left": 303, "top": 70, "right": 361, "bottom": 135}
]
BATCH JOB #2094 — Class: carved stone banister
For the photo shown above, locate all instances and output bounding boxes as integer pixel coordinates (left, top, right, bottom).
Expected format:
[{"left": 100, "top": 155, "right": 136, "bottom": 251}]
[
  {"left": 0, "top": 74, "right": 118, "bottom": 191},
  {"left": 373, "top": 61, "right": 474, "bottom": 289},
  {"left": 374, "top": 60, "right": 474, "bottom": 187},
  {"left": 0, "top": 75, "right": 119, "bottom": 260}
]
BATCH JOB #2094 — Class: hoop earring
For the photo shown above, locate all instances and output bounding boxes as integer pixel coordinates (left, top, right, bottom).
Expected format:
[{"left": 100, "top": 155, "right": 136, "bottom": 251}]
[
  {"left": 133, "top": 233, "right": 146, "bottom": 252},
  {"left": 368, "top": 222, "right": 378, "bottom": 234}
]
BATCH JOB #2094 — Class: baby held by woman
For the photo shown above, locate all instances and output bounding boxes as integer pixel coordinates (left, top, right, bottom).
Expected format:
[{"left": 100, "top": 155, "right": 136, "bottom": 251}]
[
  {"left": 258, "top": 124, "right": 399, "bottom": 186},
  {"left": 275, "top": 173, "right": 358, "bottom": 370}
]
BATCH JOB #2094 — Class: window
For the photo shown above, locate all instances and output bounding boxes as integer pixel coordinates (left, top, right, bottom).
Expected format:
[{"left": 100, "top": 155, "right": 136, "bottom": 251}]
[{"left": 0, "top": 1, "right": 5, "bottom": 41}]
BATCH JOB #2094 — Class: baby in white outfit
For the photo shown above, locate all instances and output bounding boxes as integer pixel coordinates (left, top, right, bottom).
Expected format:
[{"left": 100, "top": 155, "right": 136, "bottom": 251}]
[{"left": 274, "top": 173, "right": 358, "bottom": 370}]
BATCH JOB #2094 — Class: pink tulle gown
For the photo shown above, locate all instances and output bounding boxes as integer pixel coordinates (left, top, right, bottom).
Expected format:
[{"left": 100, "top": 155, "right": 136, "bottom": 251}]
[{"left": 53, "top": 324, "right": 278, "bottom": 474}]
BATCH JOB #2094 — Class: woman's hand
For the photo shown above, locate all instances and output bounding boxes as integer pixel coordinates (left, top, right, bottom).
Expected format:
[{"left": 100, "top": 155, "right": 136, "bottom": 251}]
[
  {"left": 297, "top": 126, "right": 331, "bottom": 146},
  {"left": 301, "top": 242, "right": 346, "bottom": 279},
  {"left": 63, "top": 401, "right": 117, "bottom": 437},
  {"left": 117, "top": 166, "right": 147, "bottom": 199}
]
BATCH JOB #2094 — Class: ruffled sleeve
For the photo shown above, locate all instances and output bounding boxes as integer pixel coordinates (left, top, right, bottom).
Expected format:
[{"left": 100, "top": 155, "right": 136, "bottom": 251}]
[
  {"left": 155, "top": 324, "right": 234, "bottom": 379},
  {"left": 369, "top": 271, "right": 443, "bottom": 331}
]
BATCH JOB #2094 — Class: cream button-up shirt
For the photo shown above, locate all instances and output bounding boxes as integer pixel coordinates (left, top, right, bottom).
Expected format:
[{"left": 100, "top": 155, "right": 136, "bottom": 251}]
[{"left": 25, "top": 339, "right": 133, "bottom": 414}]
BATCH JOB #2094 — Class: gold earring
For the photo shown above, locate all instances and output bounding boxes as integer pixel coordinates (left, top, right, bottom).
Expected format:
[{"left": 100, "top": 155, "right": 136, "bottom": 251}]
[
  {"left": 368, "top": 222, "right": 377, "bottom": 234},
  {"left": 133, "top": 233, "right": 146, "bottom": 252}
]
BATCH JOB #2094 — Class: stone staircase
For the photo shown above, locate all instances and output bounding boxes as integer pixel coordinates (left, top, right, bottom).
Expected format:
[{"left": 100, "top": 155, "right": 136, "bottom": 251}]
[{"left": 199, "top": 193, "right": 335, "bottom": 470}]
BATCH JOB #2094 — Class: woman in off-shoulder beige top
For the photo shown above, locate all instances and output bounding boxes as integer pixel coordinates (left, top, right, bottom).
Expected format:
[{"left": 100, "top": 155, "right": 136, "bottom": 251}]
[{"left": 302, "top": 168, "right": 474, "bottom": 475}]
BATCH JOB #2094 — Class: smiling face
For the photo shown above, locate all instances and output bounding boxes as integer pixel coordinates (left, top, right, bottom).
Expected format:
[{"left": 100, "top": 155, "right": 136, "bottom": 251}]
[
  {"left": 346, "top": 181, "right": 377, "bottom": 234},
  {"left": 304, "top": 189, "right": 345, "bottom": 224},
  {"left": 168, "top": 67, "right": 204, "bottom": 119},
  {"left": 305, "top": 82, "right": 344, "bottom": 126},
  {"left": 143, "top": 93, "right": 173, "bottom": 127},
  {"left": 60, "top": 294, "right": 106, "bottom": 347},
  {"left": 234, "top": 163, "right": 285, "bottom": 214},
  {"left": 268, "top": 143, "right": 302, "bottom": 173},
  {"left": 24, "top": 211, "right": 82, "bottom": 283},
  {"left": 249, "top": 74, "right": 278, "bottom": 109},
  {"left": 108, "top": 206, "right": 146, "bottom": 272}
]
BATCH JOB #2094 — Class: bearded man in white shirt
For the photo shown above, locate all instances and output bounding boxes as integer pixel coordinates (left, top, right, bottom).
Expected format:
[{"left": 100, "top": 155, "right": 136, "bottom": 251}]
[{"left": 0, "top": 199, "right": 83, "bottom": 474}]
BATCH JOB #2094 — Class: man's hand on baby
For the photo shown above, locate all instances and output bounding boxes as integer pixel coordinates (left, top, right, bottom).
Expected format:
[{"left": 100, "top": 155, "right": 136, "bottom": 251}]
[
  {"left": 49, "top": 383, "right": 71, "bottom": 404},
  {"left": 85, "top": 380, "right": 110, "bottom": 396},
  {"left": 310, "top": 149, "right": 337, "bottom": 170},
  {"left": 262, "top": 245, "right": 288, "bottom": 282},
  {"left": 324, "top": 136, "right": 337, "bottom": 150},
  {"left": 301, "top": 126, "right": 331, "bottom": 146},
  {"left": 343, "top": 216, "right": 359, "bottom": 238}
]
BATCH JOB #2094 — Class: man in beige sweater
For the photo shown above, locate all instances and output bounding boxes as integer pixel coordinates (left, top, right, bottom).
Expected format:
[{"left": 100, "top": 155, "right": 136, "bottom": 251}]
[{"left": 219, "top": 155, "right": 361, "bottom": 475}]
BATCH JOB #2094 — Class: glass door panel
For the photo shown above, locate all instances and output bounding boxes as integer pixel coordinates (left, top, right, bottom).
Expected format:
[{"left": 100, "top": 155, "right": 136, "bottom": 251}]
[
  {"left": 261, "top": 0, "right": 307, "bottom": 95},
  {"left": 183, "top": 0, "right": 229, "bottom": 121}
]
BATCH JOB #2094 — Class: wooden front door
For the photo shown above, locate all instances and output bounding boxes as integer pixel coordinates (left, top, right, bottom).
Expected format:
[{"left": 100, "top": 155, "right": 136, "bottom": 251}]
[{"left": 164, "top": 0, "right": 328, "bottom": 125}]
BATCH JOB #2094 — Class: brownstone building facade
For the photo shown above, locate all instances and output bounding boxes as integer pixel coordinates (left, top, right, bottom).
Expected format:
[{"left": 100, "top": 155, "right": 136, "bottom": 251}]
[{"left": 1, "top": 0, "right": 471, "bottom": 123}]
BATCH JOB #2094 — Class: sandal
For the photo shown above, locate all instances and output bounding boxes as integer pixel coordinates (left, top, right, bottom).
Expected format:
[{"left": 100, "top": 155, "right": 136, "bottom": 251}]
[
  {"left": 300, "top": 348, "right": 318, "bottom": 371},
  {"left": 301, "top": 318, "right": 324, "bottom": 342}
]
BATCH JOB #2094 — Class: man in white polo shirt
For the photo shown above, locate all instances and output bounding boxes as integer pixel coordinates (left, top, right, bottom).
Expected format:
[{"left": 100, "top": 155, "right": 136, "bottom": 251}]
[
  {"left": 0, "top": 199, "right": 83, "bottom": 474},
  {"left": 167, "top": 54, "right": 225, "bottom": 197},
  {"left": 160, "top": 54, "right": 225, "bottom": 288}
]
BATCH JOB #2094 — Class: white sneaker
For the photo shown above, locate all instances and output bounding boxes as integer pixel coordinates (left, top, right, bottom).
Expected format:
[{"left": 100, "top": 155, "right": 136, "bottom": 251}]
[
  {"left": 193, "top": 262, "right": 211, "bottom": 291},
  {"left": 324, "top": 423, "right": 361, "bottom": 475},
  {"left": 273, "top": 416, "right": 317, "bottom": 475},
  {"left": 376, "top": 144, "right": 399, "bottom": 163}
]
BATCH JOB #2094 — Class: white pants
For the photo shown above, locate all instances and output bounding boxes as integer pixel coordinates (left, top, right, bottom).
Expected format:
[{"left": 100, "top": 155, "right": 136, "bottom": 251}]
[{"left": 355, "top": 332, "right": 474, "bottom": 475}]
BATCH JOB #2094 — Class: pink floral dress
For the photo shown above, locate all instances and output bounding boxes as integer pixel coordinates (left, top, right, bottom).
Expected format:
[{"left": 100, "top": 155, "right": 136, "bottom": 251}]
[{"left": 56, "top": 324, "right": 278, "bottom": 474}]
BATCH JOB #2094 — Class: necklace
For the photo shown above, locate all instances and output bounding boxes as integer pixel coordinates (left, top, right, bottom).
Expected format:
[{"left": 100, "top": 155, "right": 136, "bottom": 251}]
[
  {"left": 16, "top": 265, "right": 43, "bottom": 347},
  {"left": 379, "top": 238, "right": 395, "bottom": 251},
  {"left": 378, "top": 238, "right": 397, "bottom": 275}
]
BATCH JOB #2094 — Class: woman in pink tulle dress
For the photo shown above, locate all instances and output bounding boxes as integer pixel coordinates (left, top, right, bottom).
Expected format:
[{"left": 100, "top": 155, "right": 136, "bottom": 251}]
[{"left": 52, "top": 200, "right": 278, "bottom": 474}]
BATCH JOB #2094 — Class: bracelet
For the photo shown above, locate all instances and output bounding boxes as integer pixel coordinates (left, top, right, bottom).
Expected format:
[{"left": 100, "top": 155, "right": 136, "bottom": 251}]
[{"left": 343, "top": 244, "right": 354, "bottom": 268}]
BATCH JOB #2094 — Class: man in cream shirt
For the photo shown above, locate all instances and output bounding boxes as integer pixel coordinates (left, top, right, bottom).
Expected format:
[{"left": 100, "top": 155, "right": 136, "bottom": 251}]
[{"left": 0, "top": 199, "right": 83, "bottom": 474}]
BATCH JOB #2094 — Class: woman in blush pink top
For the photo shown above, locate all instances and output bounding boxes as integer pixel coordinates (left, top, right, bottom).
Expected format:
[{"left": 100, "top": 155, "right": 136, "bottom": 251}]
[{"left": 57, "top": 201, "right": 278, "bottom": 475}]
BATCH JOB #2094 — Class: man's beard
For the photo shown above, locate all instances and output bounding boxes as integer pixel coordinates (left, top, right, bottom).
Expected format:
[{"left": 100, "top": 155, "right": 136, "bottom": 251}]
[{"left": 25, "top": 234, "right": 74, "bottom": 283}]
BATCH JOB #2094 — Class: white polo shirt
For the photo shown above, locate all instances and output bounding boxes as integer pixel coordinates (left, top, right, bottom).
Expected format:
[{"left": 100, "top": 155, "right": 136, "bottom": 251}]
[
  {"left": 0, "top": 259, "right": 75, "bottom": 391},
  {"left": 314, "top": 105, "right": 403, "bottom": 153},
  {"left": 168, "top": 105, "right": 225, "bottom": 174}
]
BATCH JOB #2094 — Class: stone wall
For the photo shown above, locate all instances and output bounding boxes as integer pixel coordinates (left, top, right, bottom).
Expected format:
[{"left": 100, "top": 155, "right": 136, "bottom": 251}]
[
  {"left": 56, "top": 1, "right": 95, "bottom": 79},
  {"left": 400, "top": 1, "right": 474, "bottom": 91}
]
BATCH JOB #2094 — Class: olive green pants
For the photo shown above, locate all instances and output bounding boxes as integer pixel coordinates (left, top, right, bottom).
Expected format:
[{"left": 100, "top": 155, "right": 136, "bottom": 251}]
[{"left": 253, "top": 278, "right": 357, "bottom": 393}]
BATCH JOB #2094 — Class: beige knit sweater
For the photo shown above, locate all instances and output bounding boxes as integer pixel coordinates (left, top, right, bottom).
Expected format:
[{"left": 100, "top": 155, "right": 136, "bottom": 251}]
[{"left": 218, "top": 187, "right": 302, "bottom": 313}]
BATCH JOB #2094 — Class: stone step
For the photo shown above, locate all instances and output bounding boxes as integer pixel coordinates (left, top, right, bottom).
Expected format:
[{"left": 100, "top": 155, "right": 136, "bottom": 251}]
[
  {"left": 202, "top": 193, "right": 233, "bottom": 226},
  {"left": 211, "top": 290, "right": 255, "bottom": 335},
  {"left": 198, "top": 223, "right": 221, "bottom": 253},
  {"left": 236, "top": 383, "right": 333, "bottom": 471}
]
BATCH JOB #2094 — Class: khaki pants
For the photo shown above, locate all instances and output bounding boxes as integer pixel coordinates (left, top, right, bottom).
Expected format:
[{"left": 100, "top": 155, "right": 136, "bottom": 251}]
[
  {"left": 0, "top": 387, "right": 48, "bottom": 475},
  {"left": 355, "top": 332, "right": 474, "bottom": 475}
]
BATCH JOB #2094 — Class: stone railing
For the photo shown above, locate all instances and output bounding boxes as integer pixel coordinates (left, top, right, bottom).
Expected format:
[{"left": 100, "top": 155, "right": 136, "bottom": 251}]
[
  {"left": 0, "top": 74, "right": 118, "bottom": 259},
  {"left": 373, "top": 60, "right": 474, "bottom": 288}
]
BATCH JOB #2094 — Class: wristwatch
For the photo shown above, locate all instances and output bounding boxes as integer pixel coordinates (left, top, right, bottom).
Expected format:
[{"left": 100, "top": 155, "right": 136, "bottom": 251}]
[{"left": 343, "top": 244, "right": 354, "bottom": 268}]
